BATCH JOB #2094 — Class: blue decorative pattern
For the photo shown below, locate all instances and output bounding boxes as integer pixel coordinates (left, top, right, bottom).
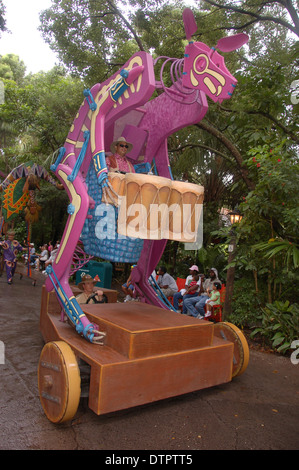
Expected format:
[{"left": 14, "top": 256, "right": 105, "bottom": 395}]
[{"left": 81, "top": 164, "right": 144, "bottom": 263}]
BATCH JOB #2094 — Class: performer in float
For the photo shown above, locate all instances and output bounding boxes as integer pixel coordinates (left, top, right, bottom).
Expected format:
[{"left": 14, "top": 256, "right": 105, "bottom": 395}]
[
  {"left": 76, "top": 274, "right": 106, "bottom": 304},
  {"left": 106, "top": 136, "right": 135, "bottom": 173},
  {"left": 0, "top": 229, "right": 23, "bottom": 284}
]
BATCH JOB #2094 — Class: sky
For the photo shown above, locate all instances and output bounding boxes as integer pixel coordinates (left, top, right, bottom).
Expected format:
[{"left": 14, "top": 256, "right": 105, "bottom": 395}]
[
  {"left": 0, "top": 0, "right": 198, "bottom": 75},
  {"left": 0, "top": 0, "right": 59, "bottom": 74}
]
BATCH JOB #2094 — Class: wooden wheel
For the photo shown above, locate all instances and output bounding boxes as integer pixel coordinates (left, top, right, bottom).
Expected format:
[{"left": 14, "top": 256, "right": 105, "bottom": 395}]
[
  {"left": 213, "top": 322, "right": 249, "bottom": 377},
  {"left": 38, "top": 341, "right": 81, "bottom": 423}
]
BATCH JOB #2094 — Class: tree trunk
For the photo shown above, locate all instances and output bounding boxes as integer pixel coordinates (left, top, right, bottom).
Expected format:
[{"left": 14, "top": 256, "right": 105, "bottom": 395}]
[{"left": 223, "top": 235, "right": 236, "bottom": 319}]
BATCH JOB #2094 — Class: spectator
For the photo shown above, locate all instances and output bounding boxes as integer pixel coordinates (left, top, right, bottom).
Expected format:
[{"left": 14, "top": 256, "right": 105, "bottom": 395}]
[
  {"left": 35, "top": 244, "right": 48, "bottom": 271},
  {"left": 122, "top": 265, "right": 136, "bottom": 302},
  {"left": 157, "top": 266, "right": 178, "bottom": 299},
  {"left": 205, "top": 281, "right": 222, "bottom": 317},
  {"left": 173, "top": 265, "right": 203, "bottom": 313},
  {"left": 148, "top": 269, "right": 157, "bottom": 286},
  {"left": 29, "top": 243, "right": 37, "bottom": 264},
  {"left": 44, "top": 244, "right": 59, "bottom": 270},
  {"left": 183, "top": 268, "right": 221, "bottom": 318}
]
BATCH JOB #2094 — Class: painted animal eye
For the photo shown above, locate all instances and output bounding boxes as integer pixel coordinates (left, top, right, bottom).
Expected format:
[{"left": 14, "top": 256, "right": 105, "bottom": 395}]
[{"left": 194, "top": 54, "right": 208, "bottom": 74}]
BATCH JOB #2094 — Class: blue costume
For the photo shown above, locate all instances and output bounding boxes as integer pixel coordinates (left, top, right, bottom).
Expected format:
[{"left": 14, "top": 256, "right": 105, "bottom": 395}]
[{"left": 0, "top": 234, "right": 23, "bottom": 284}]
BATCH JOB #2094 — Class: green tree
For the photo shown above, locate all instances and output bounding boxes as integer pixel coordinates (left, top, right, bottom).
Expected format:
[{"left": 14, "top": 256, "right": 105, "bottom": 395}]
[
  {"left": 200, "top": 0, "right": 299, "bottom": 38},
  {"left": 0, "top": 0, "right": 6, "bottom": 36},
  {"left": 39, "top": 0, "right": 165, "bottom": 84},
  {"left": 0, "top": 54, "right": 26, "bottom": 84},
  {"left": 0, "top": 66, "right": 84, "bottom": 169},
  {"left": 236, "top": 142, "right": 299, "bottom": 300}
]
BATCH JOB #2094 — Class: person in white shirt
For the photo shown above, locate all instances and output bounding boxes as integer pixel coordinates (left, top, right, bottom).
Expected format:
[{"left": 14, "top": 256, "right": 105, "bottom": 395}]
[
  {"left": 35, "top": 245, "right": 48, "bottom": 271},
  {"left": 45, "top": 244, "right": 59, "bottom": 270},
  {"left": 184, "top": 268, "right": 221, "bottom": 318},
  {"left": 173, "top": 265, "right": 204, "bottom": 313},
  {"left": 29, "top": 243, "right": 37, "bottom": 264},
  {"left": 157, "top": 266, "right": 178, "bottom": 298}
]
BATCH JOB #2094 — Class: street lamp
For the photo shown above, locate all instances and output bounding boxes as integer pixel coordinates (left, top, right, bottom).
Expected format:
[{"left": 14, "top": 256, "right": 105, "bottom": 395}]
[
  {"left": 228, "top": 209, "right": 243, "bottom": 226},
  {"left": 223, "top": 208, "right": 242, "bottom": 319}
]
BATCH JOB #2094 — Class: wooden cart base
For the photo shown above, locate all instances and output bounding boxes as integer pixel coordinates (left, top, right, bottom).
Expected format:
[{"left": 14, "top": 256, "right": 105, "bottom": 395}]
[{"left": 39, "top": 286, "right": 248, "bottom": 422}]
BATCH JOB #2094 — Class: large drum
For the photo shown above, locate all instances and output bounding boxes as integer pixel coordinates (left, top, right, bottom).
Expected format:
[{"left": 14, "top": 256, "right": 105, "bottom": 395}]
[{"left": 102, "top": 172, "right": 204, "bottom": 242}]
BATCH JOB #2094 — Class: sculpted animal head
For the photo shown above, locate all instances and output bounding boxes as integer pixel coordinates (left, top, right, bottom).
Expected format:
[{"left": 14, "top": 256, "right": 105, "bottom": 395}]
[{"left": 181, "top": 8, "right": 248, "bottom": 103}]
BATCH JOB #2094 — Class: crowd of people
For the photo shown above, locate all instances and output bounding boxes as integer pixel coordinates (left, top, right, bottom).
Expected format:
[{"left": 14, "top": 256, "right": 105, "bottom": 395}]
[
  {"left": 28, "top": 240, "right": 60, "bottom": 273},
  {"left": 156, "top": 264, "right": 221, "bottom": 319},
  {"left": 119, "top": 263, "right": 222, "bottom": 319},
  {"left": 0, "top": 230, "right": 61, "bottom": 285}
]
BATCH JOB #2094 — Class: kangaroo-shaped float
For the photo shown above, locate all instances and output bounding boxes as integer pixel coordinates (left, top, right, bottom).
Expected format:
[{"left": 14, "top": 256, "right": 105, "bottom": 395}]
[{"left": 38, "top": 9, "right": 249, "bottom": 423}]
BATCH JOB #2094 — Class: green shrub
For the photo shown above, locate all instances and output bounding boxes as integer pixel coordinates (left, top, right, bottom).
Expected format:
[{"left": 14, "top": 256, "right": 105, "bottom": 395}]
[
  {"left": 227, "top": 277, "right": 264, "bottom": 328},
  {"left": 250, "top": 300, "right": 299, "bottom": 354}
]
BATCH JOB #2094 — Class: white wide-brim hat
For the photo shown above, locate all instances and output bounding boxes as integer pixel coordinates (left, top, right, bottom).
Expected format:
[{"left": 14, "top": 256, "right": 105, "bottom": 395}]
[{"left": 110, "top": 136, "right": 133, "bottom": 154}]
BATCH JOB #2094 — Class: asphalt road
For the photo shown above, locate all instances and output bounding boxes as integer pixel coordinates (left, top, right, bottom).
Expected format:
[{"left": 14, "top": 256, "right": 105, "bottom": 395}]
[{"left": 0, "top": 266, "right": 298, "bottom": 453}]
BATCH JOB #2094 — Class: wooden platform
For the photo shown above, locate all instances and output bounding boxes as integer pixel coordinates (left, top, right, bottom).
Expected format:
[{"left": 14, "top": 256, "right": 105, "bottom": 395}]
[{"left": 40, "top": 287, "right": 234, "bottom": 415}]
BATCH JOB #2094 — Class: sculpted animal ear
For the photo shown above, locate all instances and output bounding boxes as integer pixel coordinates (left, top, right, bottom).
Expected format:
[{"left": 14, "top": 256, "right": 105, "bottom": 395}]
[
  {"left": 216, "top": 33, "right": 249, "bottom": 52},
  {"left": 183, "top": 8, "right": 198, "bottom": 41}
]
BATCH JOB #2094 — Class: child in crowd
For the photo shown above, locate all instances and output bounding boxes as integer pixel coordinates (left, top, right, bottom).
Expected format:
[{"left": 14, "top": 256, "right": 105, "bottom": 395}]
[
  {"left": 205, "top": 281, "right": 222, "bottom": 317},
  {"left": 185, "top": 272, "right": 200, "bottom": 295}
]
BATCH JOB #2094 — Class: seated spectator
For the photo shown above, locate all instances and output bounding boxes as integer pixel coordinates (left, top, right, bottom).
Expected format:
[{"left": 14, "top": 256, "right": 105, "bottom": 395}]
[
  {"left": 148, "top": 269, "right": 157, "bottom": 286},
  {"left": 183, "top": 268, "right": 220, "bottom": 318},
  {"left": 122, "top": 265, "right": 136, "bottom": 302},
  {"left": 157, "top": 266, "right": 178, "bottom": 299},
  {"left": 45, "top": 244, "right": 59, "bottom": 270},
  {"left": 173, "top": 265, "right": 203, "bottom": 313},
  {"left": 29, "top": 243, "right": 37, "bottom": 264},
  {"left": 205, "top": 281, "right": 222, "bottom": 317},
  {"left": 35, "top": 244, "right": 48, "bottom": 271}
]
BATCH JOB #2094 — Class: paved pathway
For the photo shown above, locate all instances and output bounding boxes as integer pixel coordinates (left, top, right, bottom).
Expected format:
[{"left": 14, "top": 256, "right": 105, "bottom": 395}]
[{"left": 0, "top": 267, "right": 298, "bottom": 451}]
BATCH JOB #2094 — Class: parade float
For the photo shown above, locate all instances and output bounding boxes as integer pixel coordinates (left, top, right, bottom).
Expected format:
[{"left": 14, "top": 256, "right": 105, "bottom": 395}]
[
  {"left": 0, "top": 162, "right": 63, "bottom": 284},
  {"left": 38, "top": 9, "right": 249, "bottom": 423}
]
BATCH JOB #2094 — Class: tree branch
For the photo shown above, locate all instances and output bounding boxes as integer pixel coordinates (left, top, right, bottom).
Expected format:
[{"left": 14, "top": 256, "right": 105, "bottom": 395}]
[
  {"left": 105, "top": 0, "right": 145, "bottom": 51},
  {"left": 219, "top": 106, "right": 299, "bottom": 143},
  {"left": 202, "top": 0, "right": 299, "bottom": 37},
  {"left": 169, "top": 142, "right": 235, "bottom": 164},
  {"left": 195, "top": 120, "right": 255, "bottom": 190}
]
